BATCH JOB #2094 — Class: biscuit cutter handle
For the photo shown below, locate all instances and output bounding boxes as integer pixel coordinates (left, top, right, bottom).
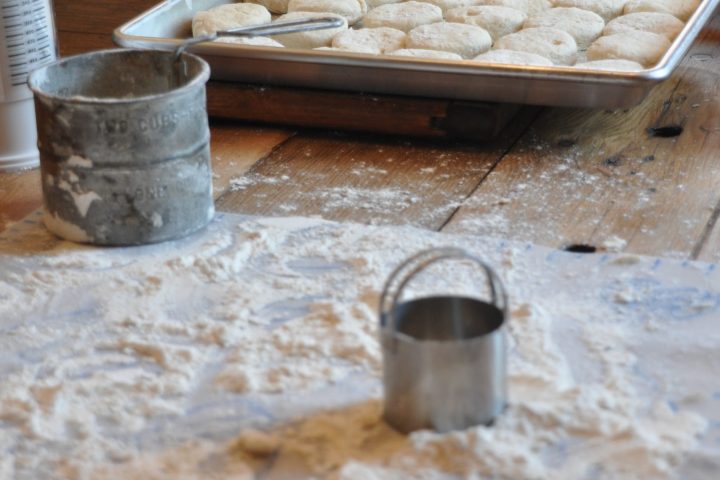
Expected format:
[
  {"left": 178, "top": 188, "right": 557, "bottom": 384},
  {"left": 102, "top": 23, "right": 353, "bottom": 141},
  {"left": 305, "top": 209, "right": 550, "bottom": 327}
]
[{"left": 379, "top": 247, "right": 508, "bottom": 336}]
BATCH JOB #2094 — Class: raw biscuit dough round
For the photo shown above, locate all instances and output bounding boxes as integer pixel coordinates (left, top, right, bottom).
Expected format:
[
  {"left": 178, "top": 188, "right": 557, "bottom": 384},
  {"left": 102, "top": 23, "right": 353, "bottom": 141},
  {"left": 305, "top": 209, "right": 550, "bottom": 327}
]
[
  {"left": 271, "top": 12, "right": 348, "bottom": 48},
  {"left": 406, "top": 22, "right": 492, "bottom": 59},
  {"left": 387, "top": 48, "right": 464, "bottom": 59},
  {"left": 420, "top": 0, "right": 481, "bottom": 12},
  {"left": 586, "top": 31, "right": 671, "bottom": 67},
  {"left": 445, "top": 6, "right": 527, "bottom": 41},
  {"left": 332, "top": 27, "right": 406, "bottom": 53},
  {"left": 494, "top": 27, "right": 577, "bottom": 65},
  {"left": 366, "top": 0, "right": 403, "bottom": 8},
  {"left": 362, "top": 1, "right": 444, "bottom": 32},
  {"left": 473, "top": 48, "right": 553, "bottom": 65},
  {"left": 524, "top": 7, "right": 605, "bottom": 49},
  {"left": 315, "top": 45, "right": 377, "bottom": 53},
  {"left": 573, "top": 59, "right": 644, "bottom": 70},
  {"left": 551, "top": 0, "right": 627, "bottom": 22},
  {"left": 475, "top": 0, "right": 551, "bottom": 17},
  {"left": 288, "top": 0, "right": 367, "bottom": 25},
  {"left": 192, "top": 3, "right": 272, "bottom": 37},
  {"left": 245, "top": 0, "right": 292, "bottom": 15},
  {"left": 623, "top": 0, "right": 700, "bottom": 21},
  {"left": 604, "top": 11, "right": 685, "bottom": 40}
]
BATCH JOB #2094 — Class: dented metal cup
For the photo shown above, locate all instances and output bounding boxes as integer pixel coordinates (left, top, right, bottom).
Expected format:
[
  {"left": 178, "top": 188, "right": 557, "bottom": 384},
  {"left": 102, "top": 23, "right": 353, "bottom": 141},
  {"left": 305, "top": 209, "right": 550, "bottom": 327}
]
[{"left": 28, "top": 48, "right": 213, "bottom": 245}]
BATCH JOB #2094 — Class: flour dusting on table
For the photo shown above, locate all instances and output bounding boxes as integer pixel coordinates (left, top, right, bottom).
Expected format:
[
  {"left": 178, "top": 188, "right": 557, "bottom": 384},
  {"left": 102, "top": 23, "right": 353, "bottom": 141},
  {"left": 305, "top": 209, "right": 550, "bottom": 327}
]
[{"left": 0, "top": 212, "right": 718, "bottom": 479}]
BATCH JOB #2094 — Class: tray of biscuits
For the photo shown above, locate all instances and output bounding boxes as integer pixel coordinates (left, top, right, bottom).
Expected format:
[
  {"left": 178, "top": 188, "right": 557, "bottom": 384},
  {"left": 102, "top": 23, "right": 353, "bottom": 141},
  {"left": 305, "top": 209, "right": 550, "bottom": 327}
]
[{"left": 114, "top": 0, "right": 719, "bottom": 108}]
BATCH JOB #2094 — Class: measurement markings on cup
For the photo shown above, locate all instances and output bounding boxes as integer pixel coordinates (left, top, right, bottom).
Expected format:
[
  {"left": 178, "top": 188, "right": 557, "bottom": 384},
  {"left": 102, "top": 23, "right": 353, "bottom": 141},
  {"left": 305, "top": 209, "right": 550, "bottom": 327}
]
[
  {"left": 0, "top": 0, "right": 58, "bottom": 171},
  {"left": 2, "top": 0, "right": 56, "bottom": 86}
]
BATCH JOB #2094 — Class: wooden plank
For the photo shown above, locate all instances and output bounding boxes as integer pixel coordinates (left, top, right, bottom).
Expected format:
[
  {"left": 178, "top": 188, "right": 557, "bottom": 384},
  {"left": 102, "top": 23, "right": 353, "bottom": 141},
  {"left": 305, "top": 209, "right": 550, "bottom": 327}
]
[
  {"left": 209, "top": 124, "right": 295, "bottom": 197},
  {"left": 57, "top": 32, "right": 116, "bottom": 56},
  {"left": 54, "top": 0, "right": 156, "bottom": 36},
  {"left": 698, "top": 209, "right": 720, "bottom": 263},
  {"left": 208, "top": 82, "right": 521, "bottom": 139},
  {"left": 693, "top": 68, "right": 720, "bottom": 262},
  {"left": 443, "top": 17, "right": 720, "bottom": 259},
  {"left": 0, "top": 170, "right": 42, "bottom": 232},
  {"left": 214, "top": 107, "right": 540, "bottom": 228}
]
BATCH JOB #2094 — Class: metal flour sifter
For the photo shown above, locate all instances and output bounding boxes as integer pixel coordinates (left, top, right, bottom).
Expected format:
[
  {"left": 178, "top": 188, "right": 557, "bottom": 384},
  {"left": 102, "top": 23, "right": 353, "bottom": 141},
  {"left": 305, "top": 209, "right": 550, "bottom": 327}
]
[{"left": 26, "top": 17, "right": 343, "bottom": 245}]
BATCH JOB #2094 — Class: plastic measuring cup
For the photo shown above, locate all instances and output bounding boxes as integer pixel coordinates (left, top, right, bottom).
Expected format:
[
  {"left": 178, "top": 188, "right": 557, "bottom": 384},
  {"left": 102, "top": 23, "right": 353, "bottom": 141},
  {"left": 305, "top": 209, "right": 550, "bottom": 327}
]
[{"left": 0, "top": 0, "right": 58, "bottom": 172}]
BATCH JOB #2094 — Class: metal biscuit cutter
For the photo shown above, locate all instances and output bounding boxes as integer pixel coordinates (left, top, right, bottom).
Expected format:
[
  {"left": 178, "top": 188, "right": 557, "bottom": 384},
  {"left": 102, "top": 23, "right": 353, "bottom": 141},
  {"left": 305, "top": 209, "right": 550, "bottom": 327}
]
[{"left": 379, "top": 247, "right": 509, "bottom": 433}]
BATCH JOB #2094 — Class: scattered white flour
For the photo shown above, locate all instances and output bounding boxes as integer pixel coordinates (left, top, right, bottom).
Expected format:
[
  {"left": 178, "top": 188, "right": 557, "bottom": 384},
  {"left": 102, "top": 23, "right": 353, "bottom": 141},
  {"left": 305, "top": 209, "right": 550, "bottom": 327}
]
[
  {"left": 230, "top": 173, "right": 291, "bottom": 190},
  {"left": 66, "top": 155, "right": 93, "bottom": 168},
  {"left": 442, "top": 135, "right": 702, "bottom": 255},
  {"left": 56, "top": 178, "right": 101, "bottom": 218},
  {"left": 0, "top": 213, "right": 717, "bottom": 479},
  {"left": 602, "top": 234, "right": 628, "bottom": 252},
  {"left": 43, "top": 157, "right": 102, "bottom": 219},
  {"left": 41, "top": 211, "right": 91, "bottom": 242},
  {"left": 317, "top": 186, "right": 421, "bottom": 213}
]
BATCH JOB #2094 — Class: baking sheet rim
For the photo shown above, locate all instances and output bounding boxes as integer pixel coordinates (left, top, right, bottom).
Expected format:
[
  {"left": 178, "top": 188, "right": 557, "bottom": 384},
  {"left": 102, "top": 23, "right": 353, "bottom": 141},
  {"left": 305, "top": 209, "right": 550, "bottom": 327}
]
[{"left": 112, "top": 0, "right": 719, "bottom": 106}]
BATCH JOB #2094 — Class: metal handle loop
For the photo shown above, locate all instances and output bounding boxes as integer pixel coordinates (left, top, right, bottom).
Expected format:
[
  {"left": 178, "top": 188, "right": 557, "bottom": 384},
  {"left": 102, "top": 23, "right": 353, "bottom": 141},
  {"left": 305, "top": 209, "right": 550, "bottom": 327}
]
[{"left": 379, "top": 247, "right": 507, "bottom": 333}]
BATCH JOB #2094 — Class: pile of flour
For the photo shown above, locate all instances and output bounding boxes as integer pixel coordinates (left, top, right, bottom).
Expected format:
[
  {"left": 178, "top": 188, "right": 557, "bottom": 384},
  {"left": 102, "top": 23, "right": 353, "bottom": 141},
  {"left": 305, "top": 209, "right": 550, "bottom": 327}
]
[{"left": 0, "top": 213, "right": 713, "bottom": 479}]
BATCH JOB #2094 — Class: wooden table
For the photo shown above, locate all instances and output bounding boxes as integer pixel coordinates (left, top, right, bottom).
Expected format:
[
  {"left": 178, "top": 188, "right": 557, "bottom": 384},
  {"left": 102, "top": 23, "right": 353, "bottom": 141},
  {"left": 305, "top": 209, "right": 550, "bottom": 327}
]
[{"left": 2, "top": 0, "right": 719, "bottom": 262}]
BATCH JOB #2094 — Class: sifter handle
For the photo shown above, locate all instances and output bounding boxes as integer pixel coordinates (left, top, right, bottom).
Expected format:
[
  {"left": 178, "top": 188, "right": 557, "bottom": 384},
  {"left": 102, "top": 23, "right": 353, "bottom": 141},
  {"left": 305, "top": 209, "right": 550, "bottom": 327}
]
[{"left": 174, "top": 16, "right": 345, "bottom": 60}]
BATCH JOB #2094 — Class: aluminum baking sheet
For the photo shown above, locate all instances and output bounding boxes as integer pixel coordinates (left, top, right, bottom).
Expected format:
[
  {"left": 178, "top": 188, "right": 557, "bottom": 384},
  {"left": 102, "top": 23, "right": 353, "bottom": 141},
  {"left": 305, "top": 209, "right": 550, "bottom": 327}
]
[{"left": 113, "top": 0, "right": 720, "bottom": 108}]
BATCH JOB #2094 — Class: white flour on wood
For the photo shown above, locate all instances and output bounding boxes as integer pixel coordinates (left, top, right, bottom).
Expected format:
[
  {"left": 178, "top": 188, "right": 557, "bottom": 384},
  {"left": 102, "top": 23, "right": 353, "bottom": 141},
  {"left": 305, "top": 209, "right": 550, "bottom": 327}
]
[{"left": 0, "top": 213, "right": 716, "bottom": 479}]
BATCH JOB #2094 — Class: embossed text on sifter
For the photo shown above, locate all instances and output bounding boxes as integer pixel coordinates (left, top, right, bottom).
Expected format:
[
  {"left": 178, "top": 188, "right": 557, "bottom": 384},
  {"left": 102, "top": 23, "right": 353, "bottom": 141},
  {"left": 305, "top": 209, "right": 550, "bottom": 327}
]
[{"left": 27, "top": 49, "right": 214, "bottom": 245}]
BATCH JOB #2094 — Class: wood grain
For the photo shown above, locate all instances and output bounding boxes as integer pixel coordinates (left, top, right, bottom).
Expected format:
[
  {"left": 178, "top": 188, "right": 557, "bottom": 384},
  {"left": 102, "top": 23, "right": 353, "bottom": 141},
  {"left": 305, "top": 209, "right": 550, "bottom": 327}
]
[
  {"left": 208, "top": 82, "right": 521, "bottom": 139},
  {"left": 54, "top": 0, "right": 157, "bottom": 35},
  {"left": 692, "top": 50, "right": 720, "bottom": 262},
  {"left": 444, "top": 16, "right": 720, "bottom": 259},
  {"left": 57, "top": 32, "right": 116, "bottom": 56},
  {"left": 215, "top": 108, "right": 540, "bottom": 228},
  {"left": 209, "top": 124, "right": 295, "bottom": 197},
  {"left": 698, "top": 206, "right": 720, "bottom": 263},
  {"left": 0, "top": 170, "right": 42, "bottom": 232}
]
